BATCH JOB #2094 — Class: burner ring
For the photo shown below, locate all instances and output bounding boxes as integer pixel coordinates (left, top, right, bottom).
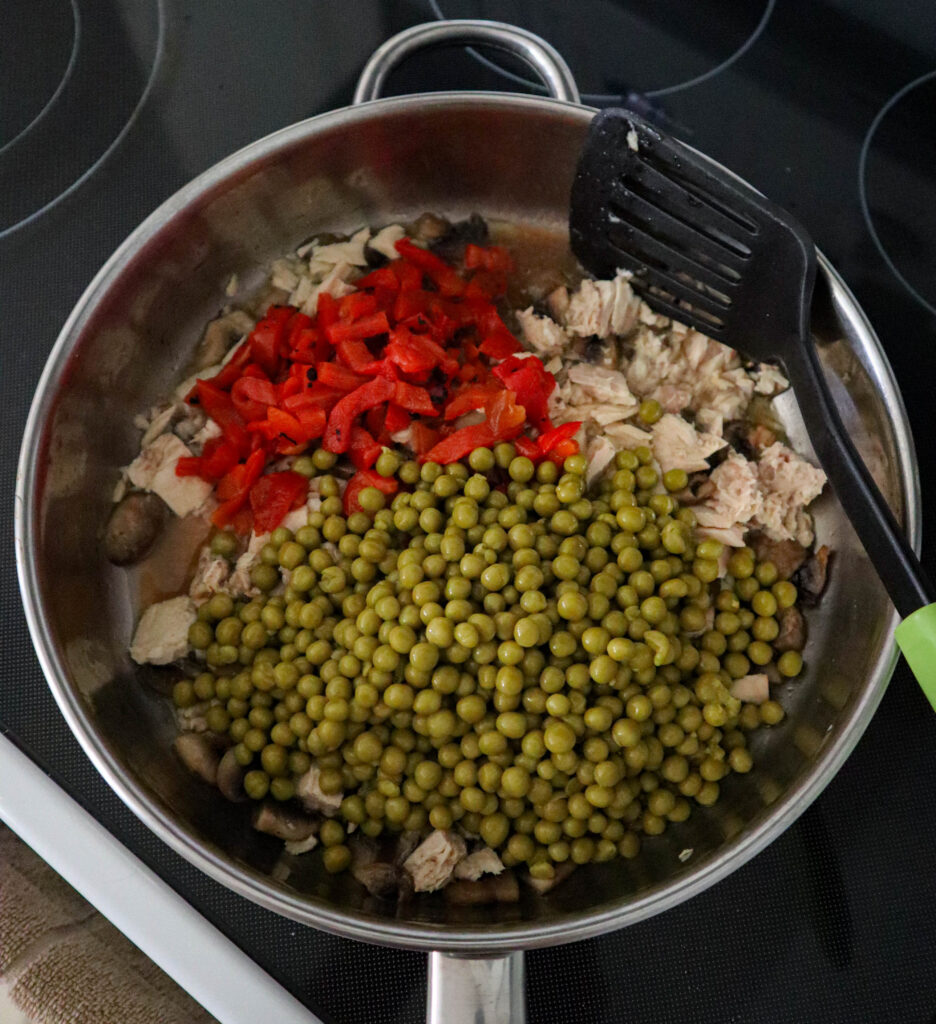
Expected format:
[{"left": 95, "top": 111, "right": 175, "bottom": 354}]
[
  {"left": 859, "top": 69, "right": 936, "bottom": 318},
  {"left": 429, "top": 0, "right": 775, "bottom": 104}
]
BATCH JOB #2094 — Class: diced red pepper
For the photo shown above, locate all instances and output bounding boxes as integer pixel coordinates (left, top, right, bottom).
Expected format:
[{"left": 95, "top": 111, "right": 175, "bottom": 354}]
[
  {"left": 195, "top": 380, "right": 249, "bottom": 454},
  {"left": 290, "top": 326, "right": 329, "bottom": 364},
  {"left": 479, "top": 331, "right": 521, "bottom": 360},
  {"left": 317, "top": 362, "right": 372, "bottom": 393},
  {"left": 514, "top": 436, "right": 540, "bottom": 460},
  {"left": 205, "top": 340, "right": 252, "bottom": 391},
  {"left": 335, "top": 338, "right": 384, "bottom": 376},
  {"left": 485, "top": 389, "right": 526, "bottom": 439},
  {"left": 356, "top": 265, "right": 399, "bottom": 292},
  {"left": 492, "top": 355, "right": 555, "bottom": 430},
  {"left": 212, "top": 449, "right": 265, "bottom": 529},
  {"left": 464, "top": 244, "right": 515, "bottom": 274},
  {"left": 337, "top": 291, "right": 378, "bottom": 322},
  {"left": 348, "top": 425, "right": 382, "bottom": 470},
  {"left": 409, "top": 421, "right": 440, "bottom": 456},
  {"left": 343, "top": 469, "right": 399, "bottom": 517},
  {"left": 199, "top": 437, "right": 241, "bottom": 480},
  {"left": 249, "top": 306, "right": 292, "bottom": 375},
  {"left": 444, "top": 382, "right": 503, "bottom": 421},
  {"left": 250, "top": 471, "right": 308, "bottom": 534},
  {"left": 175, "top": 456, "right": 203, "bottom": 477},
  {"left": 316, "top": 292, "right": 339, "bottom": 328},
  {"left": 537, "top": 420, "right": 582, "bottom": 455},
  {"left": 325, "top": 311, "right": 390, "bottom": 346},
  {"left": 323, "top": 375, "right": 395, "bottom": 453},
  {"left": 392, "top": 380, "right": 436, "bottom": 416},
  {"left": 420, "top": 422, "right": 496, "bottom": 464},
  {"left": 383, "top": 404, "right": 411, "bottom": 437},
  {"left": 395, "top": 238, "right": 466, "bottom": 297},
  {"left": 547, "top": 438, "right": 579, "bottom": 464},
  {"left": 230, "top": 377, "right": 277, "bottom": 423},
  {"left": 465, "top": 270, "right": 508, "bottom": 299}
]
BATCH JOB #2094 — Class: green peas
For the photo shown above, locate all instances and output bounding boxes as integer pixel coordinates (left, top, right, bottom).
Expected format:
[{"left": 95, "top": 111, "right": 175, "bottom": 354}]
[
  {"left": 751, "top": 590, "right": 778, "bottom": 617},
  {"left": 638, "top": 398, "right": 662, "bottom": 425},
  {"left": 557, "top": 591, "right": 588, "bottom": 622},
  {"left": 778, "top": 650, "right": 803, "bottom": 677},
  {"left": 772, "top": 581, "right": 798, "bottom": 608}
]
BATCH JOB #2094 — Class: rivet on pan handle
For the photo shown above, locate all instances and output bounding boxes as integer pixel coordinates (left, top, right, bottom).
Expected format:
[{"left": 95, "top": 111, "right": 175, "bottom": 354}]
[{"left": 353, "top": 19, "right": 581, "bottom": 106}]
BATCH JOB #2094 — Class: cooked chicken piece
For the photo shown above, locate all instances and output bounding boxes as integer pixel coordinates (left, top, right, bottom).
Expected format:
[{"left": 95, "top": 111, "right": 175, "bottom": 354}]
[
  {"left": 775, "top": 606, "right": 807, "bottom": 652},
  {"left": 585, "top": 435, "right": 616, "bottom": 489},
  {"left": 368, "top": 224, "right": 406, "bottom": 261},
  {"left": 296, "top": 765, "right": 342, "bottom": 817},
  {"left": 127, "top": 433, "right": 213, "bottom": 518},
  {"left": 730, "top": 674, "right": 770, "bottom": 704},
  {"left": 130, "top": 596, "right": 196, "bottom": 665},
  {"left": 307, "top": 227, "right": 371, "bottom": 272},
  {"left": 402, "top": 830, "right": 467, "bottom": 893},
  {"left": 693, "top": 453, "right": 762, "bottom": 547},
  {"left": 602, "top": 422, "right": 653, "bottom": 449},
  {"left": 187, "top": 417, "right": 221, "bottom": 452},
  {"left": 188, "top": 547, "right": 231, "bottom": 602},
  {"left": 651, "top": 414, "right": 726, "bottom": 474},
  {"left": 567, "top": 363, "right": 638, "bottom": 407},
  {"left": 754, "top": 443, "right": 827, "bottom": 545},
  {"left": 300, "top": 260, "right": 358, "bottom": 316},
  {"left": 751, "top": 363, "right": 789, "bottom": 395},
  {"left": 749, "top": 534, "right": 808, "bottom": 580},
  {"left": 285, "top": 834, "right": 320, "bottom": 856},
  {"left": 139, "top": 403, "right": 182, "bottom": 448},
  {"left": 563, "top": 272, "right": 640, "bottom": 339},
  {"left": 516, "top": 307, "right": 568, "bottom": 358},
  {"left": 453, "top": 848, "right": 505, "bottom": 881},
  {"left": 228, "top": 530, "right": 270, "bottom": 597}
]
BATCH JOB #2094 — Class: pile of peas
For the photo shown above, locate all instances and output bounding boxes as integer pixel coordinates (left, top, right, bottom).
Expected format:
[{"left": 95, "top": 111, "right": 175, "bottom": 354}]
[{"left": 174, "top": 440, "right": 802, "bottom": 883}]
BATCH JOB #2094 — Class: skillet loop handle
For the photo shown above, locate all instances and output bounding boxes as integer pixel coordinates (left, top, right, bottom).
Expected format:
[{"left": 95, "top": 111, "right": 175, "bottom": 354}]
[
  {"left": 427, "top": 950, "right": 525, "bottom": 1024},
  {"left": 353, "top": 20, "right": 580, "bottom": 105}
]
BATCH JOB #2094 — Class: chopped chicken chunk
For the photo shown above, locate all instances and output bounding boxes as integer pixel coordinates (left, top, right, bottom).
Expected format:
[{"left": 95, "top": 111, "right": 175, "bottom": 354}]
[
  {"left": 730, "top": 674, "right": 770, "bottom": 704},
  {"left": 368, "top": 224, "right": 406, "bottom": 261},
  {"left": 567, "top": 363, "right": 638, "bottom": 407},
  {"left": 403, "top": 830, "right": 467, "bottom": 893},
  {"left": 307, "top": 227, "right": 371, "bottom": 272},
  {"left": 130, "top": 596, "right": 196, "bottom": 665},
  {"left": 545, "top": 285, "right": 570, "bottom": 321},
  {"left": 189, "top": 548, "right": 231, "bottom": 602},
  {"left": 228, "top": 530, "right": 269, "bottom": 597},
  {"left": 693, "top": 453, "right": 762, "bottom": 547},
  {"left": 453, "top": 848, "right": 505, "bottom": 881},
  {"left": 585, "top": 435, "right": 616, "bottom": 488},
  {"left": 603, "top": 422, "right": 653, "bottom": 449},
  {"left": 295, "top": 765, "right": 342, "bottom": 817},
  {"left": 563, "top": 272, "right": 640, "bottom": 339},
  {"left": 651, "top": 414, "right": 726, "bottom": 473},
  {"left": 754, "top": 443, "right": 827, "bottom": 545},
  {"left": 751, "top": 363, "right": 789, "bottom": 395},
  {"left": 127, "top": 433, "right": 213, "bottom": 517},
  {"left": 516, "top": 307, "right": 568, "bottom": 357}
]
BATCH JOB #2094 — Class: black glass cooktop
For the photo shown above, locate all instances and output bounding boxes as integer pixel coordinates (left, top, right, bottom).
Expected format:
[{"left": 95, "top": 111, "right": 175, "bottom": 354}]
[{"left": 3, "top": 2, "right": 936, "bottom": 1021}]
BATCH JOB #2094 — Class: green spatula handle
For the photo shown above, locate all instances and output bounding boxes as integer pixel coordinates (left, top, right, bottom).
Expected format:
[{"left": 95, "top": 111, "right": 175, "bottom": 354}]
[{"left": 896, "top": 605, "right": 936, "bottom": 710}]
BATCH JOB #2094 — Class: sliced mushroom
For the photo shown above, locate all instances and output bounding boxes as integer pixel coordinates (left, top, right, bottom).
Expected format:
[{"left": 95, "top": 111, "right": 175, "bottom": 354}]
[
  {"left": 445, "top": 873, "right": 520, "bottom": 905},
  {"left": 252, "top": 803, "right": 317, "bottom": 842},
  {"left": 775, "top": 605, "right": 807, "bottom": 653},
  {"left": 410, "top": 211, "right": 451, "bottom": 244},
  {"left": 795, "top": 545, "right": 830, "bottom": 605},
  {"left": 174, "top": 733, "right": 221, "bottom": 786},
  {"left": 749, "top": 533, "right": 808, "bottom": 581},
  {"left": 216, "top": 748, "right": 247, "bottom": 802},
  {"left": 105, "top": 491, "right": 167, "bottom": 565},
  {"left": 393, "top": 830, "right": 422, "bottom": 867},
  {"left": 353, "top": 862, "right": 401, "bottom": 900},
  {"left": 195, "top": 310, "right": 254, "bottom": 370},
  {"left": 429, "top": 212, "right": 489, "bottom": 262}
]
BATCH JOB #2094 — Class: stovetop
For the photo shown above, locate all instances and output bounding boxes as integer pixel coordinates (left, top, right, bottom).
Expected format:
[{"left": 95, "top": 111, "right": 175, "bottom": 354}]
[{"left": 3, "top": 2, "right": 936, "bottom": 1021}]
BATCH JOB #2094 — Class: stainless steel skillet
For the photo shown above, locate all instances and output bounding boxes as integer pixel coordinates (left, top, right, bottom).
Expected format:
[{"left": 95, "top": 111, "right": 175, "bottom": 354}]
[{"left": 15, "top": 19, "right": 920, "bottom": 1023}]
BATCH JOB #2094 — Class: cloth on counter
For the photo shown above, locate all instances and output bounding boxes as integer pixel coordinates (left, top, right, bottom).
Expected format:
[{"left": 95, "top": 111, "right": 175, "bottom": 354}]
[{"left": 0, "top": 825, "right": 216, "bottom": 1024}]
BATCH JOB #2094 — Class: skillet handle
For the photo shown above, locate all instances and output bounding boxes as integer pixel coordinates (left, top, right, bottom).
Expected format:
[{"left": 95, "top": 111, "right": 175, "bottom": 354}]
[
  {"left": 353, "top": 20, "right": 580, "bottom": 105},
  {"left": 427, "top": 950, "right": 525, "bottom": 1024}
]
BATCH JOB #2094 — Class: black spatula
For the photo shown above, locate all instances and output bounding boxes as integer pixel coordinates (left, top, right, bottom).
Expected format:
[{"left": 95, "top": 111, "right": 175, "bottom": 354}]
[{"left": 569, "top": 108, "right": 936, "bottom": 702}]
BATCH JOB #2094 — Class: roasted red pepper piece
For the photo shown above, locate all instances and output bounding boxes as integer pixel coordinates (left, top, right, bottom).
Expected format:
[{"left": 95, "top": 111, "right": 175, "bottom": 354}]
[
  {"left": 420, "top": 422, "right": 496, "bottom": 464},
  {"left": 335, "top": 338, "right": 384, "bottom": 376},
  {"left": 249, "top": 306, "right": 292, "bottom": 375},
  {"left": 212, "top": 449, "right": 265, "bottom": 529},
  {"left": 230, "top": 377, "right": 278, "bottom": 423},
  {"left": 392, "top": 380, "right": 436, "bottom": 416},
  {"left": 356, "top": 265, "right": 399, "bottom": 292},
  {"left": 323, "top": 375, "right": 395, "bottom": 453},
  {"left": 547, "top": 438, "right": 579, "bottom": 464},
  {"left": 317, "top": 362, "right": 372, "bottom": 393},
  {"left": 513, "top": 436, "right": 540, "bottom": 459},
  {"left": 316, "top": 292, "right": 339, "bottom": 328},
  {"left": 205, "top": 340, "right": 251, "bottom": 391},
  {"left": 492, "top": 355, "right": 555, "bottom": 430},
  {"left": 394, "top": 238, "right": 466, "bottom": 297},
  {"left": 250, "top": 471, "right": 308, "bottom": 534},
  {"left": 195, "top": 380, "right": 249, "bottom": 454},
  {"left": 409, "top": 421, "right": 440, "bottom": 456},
  {"left": 443, "top": 382, "right": 503, "bottom": 421},
  {"left": 479, "top": 331, "right": 521, "bottom": 360},
  {"left": 343, "top": 469, "right": 399, "bottom": 517},
  {"left": 325, "top": 311, "right": 390, "bottom": 346},
  {"left": 348, "top": 425, "right": 382, "bottom": 470},
  {"left": 382, "top": 404, "right": 410, "bottom": 437},
  {"left": 485, "top": 389, "right": 526, "bottom": 438},
  {"left": 464, "top": 244, "right": 515, "bottom": 274},
  {"left": 337, "top": 291, "right": 378, "bottom": 322},
  {"left": 537, "top": 420, "right": 582, "bottom": 455}
]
